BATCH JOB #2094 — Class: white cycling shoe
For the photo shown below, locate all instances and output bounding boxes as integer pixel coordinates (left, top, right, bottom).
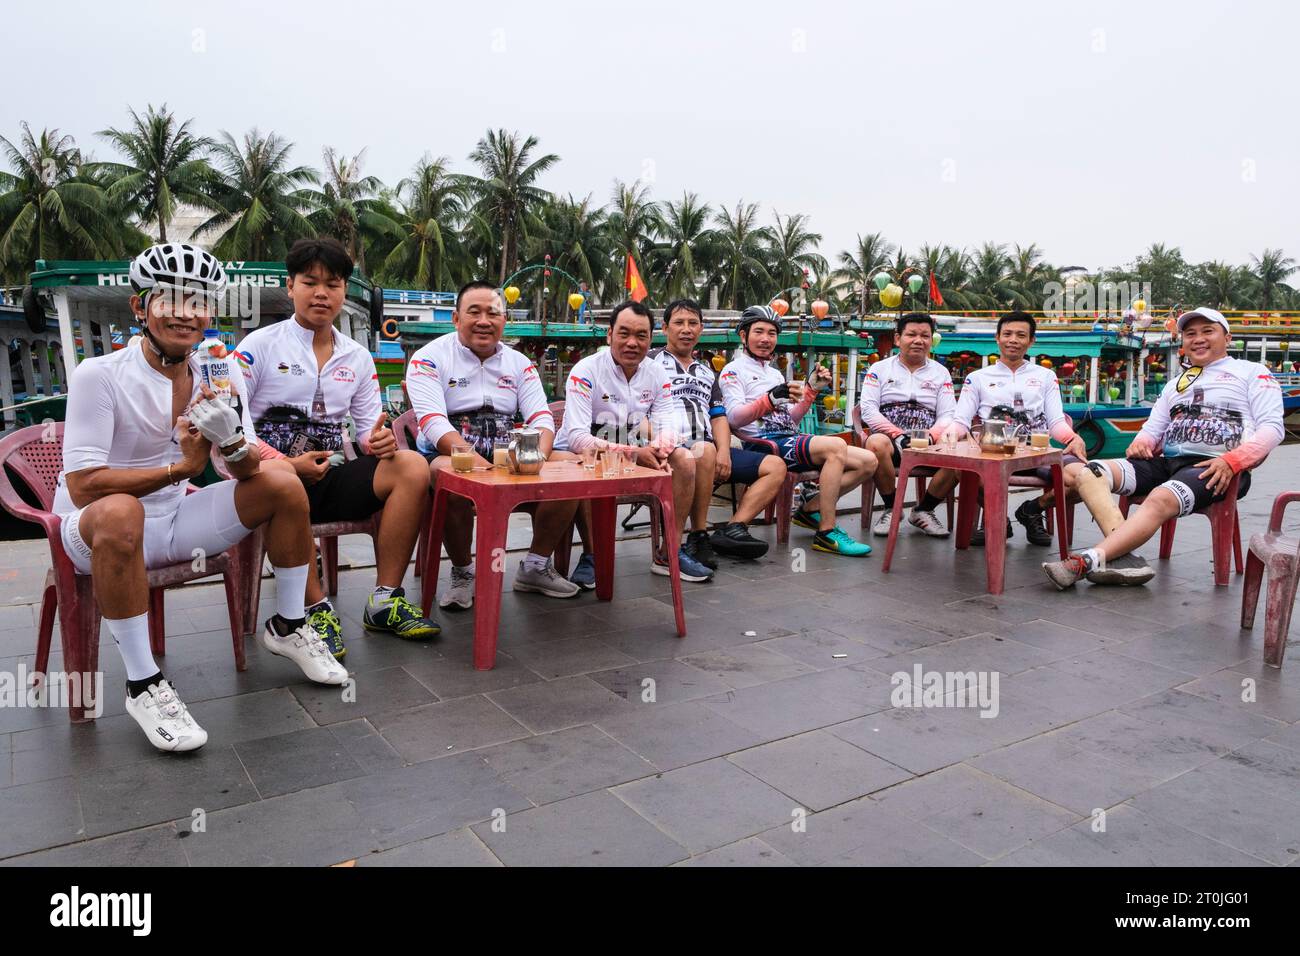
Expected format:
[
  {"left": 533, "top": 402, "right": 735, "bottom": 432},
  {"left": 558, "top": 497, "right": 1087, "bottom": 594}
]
[
  {"left": 125, "top": 679, "right": 208, "bottom": 753},
  {"left": 261, "top": 619, "right": 349, "bottom": 685}
]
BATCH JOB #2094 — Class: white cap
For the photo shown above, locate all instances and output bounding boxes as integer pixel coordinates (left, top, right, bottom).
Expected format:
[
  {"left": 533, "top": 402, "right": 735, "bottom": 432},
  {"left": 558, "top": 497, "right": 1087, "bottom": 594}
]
[{"left": 1177, "top": 307, "right": 1229, "bottom": 333}]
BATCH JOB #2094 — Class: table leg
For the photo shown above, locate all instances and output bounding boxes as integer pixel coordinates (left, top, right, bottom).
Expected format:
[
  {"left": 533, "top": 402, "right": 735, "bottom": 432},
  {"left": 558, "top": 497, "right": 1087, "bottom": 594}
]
[
  {"left": 955, "top": 472, "right": 980, "bottom": 549},
  {"left": 420, "top": 486, "right": 449, "bottom": 619},
  {"left": 591, "top": 496, "right": 617, "bottom": 602},
  {"left": 657, "top": 487, "right": 687, "bottom": 637},
  {"left": 1051, "top": 463, "right": 1069, "bottom": 559},
  {"left": 472, "top": 496, "right": 510, "bottom": 671},
  {"left": 982, "top": 473, "right": 1008, "bottom": 594},
  {"left": 881, "top": 461, "right": 913, "bottom": 573}
]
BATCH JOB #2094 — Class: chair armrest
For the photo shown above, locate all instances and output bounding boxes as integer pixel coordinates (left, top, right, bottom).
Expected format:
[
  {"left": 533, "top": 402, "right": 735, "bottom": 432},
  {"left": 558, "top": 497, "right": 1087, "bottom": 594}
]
[{"left": 1268, "top": 491, "right": 1300, "bottom": 533}]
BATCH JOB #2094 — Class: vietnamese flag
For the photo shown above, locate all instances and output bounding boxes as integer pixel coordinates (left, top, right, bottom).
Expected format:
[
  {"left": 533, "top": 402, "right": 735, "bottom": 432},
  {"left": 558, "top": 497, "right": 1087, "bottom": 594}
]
[
  {"left": 624, "top": 254, "right": 648, "bottom": 303},
  {"left": 928, "top": 272, "right": 944, "bottom": 307}
]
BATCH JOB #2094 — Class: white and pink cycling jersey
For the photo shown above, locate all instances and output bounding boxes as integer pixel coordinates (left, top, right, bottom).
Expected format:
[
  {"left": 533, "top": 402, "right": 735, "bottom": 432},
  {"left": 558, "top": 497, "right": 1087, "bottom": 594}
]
[
  {"left": 404, "top": 332, "right": 553, "bottom": 456},
  {"left": 954, "top": 359, "right": 1078, "bottom": 444},
  {"left": 718, "top": 351, "right": 818, "bottom": 440},
  {"left": 559, "top": 349, "right": 678, "bottom": 453},
  {"left": 1134, "top": 356, "right": 1284, "bottom": 472},
  {"left": 858, "top": 355, "right": 956, "bottom": 439}
]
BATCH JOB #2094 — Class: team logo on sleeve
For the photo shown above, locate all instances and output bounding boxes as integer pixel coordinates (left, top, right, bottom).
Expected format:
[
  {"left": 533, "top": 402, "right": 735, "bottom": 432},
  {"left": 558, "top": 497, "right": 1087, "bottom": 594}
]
[
  {"left": 569, "top": 375, "right": 592, "bottom": 396},
  {"left": 332, "top": 366, "right": 356, "bottom": 383},
  {"left": 409, "top": 358, "right": 437, "bottom": 378},
  {"left": 720, "top": 370, "right": 737, "bottom": 382},
  {"left": 522, "top": 364, "right": 539, "bottom": 381},
  {"left": 865, "top": 371, "right": 879, "bottom": 382},
  {"left": 234, "top": 350, "right": 253, "bottom": 370}
]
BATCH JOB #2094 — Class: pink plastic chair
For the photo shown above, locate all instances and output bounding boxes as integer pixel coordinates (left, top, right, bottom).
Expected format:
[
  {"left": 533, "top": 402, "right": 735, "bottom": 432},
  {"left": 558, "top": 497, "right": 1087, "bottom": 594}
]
[
  {"left": 0, "top": 423, "right": 251, "bottom": 723},
  {"left": 1120, "top": 472, "right": 1243, "bottom": 587},
  {"left": 1240, "top": 491, "right": 1300, "bottom": 667},
  {"left": 852, "top": 405, "right": 956, "bottom": 534}
]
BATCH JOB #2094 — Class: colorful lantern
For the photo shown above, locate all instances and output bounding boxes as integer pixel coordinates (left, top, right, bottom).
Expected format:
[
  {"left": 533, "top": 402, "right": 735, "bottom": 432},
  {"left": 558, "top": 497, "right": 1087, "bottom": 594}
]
[
  {"left": 822, "top": 394, "right": 837, "bottom": 410},
  {"left": 1040, "top": 358, "right": 1053, "bottom": 369},
  {"left": 711, "top": 354, "right": 725, "bottom": 372},
  {"left": 811, "top": 300, "right": 829, "bottom": 320},
  {"left": 880, "top": 284, "right": 904, "bottom": 309},
  {"left": 1133, "top": 298, "right": 1147, "bottom": 313},
  {"left": 988, "top": 355, "right": 999, "bottom": 364},
  {"left": 1108, "top": 386, "right": 1121, "bottom": 400},
  {"left": 503, "top": 285, "right": 521, "bottom": 305},
  {"left": 932, "top": 331, "right": 942, "bottom": 346},
  {"left": 568, "top": 292, "right": 585, "bottom": 311},
  {"left": 907, "top": 273, "right": 924, "bottom": 295},
  {"left": 1071, "top": 383, "right": 1086, "bottom": 396},
  {"left": 770, "top": 298, "right": 790, "bottom": 317},
  {"left": 1060, "top": 361, "right": 1076, "bottom": 376},
  {"left": 872, "top": 271, "right": 891, "bottom": 291}
]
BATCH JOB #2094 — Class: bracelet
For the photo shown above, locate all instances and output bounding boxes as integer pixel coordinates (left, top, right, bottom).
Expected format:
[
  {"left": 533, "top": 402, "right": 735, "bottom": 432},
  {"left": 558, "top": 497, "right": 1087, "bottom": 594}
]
[{"left": 167, "top": 463, "right": 178, "bottom": 486}]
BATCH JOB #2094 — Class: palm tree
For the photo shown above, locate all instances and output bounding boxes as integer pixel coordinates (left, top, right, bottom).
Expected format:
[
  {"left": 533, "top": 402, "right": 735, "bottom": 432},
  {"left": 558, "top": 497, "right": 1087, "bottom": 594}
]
[
  {"left": 467, "top": 129, "right": 558, "bottom": 284},
  {"left": 1250, "top": 248, "right": 1296, "bottom": 311},
  {"left": 95, "top": 104, "right": 217, "bottom": 243},
  {"left": 916, "top": 243, "right": 979, "bottom": 311},
  {"left": 303, "top": 147, "right": 400, "bottom": 273},
  {"left": 654, "top": 191, "right": 714, "bottom": 300},
  {"left": 1192, "top": 260, "right": 1254, "bottom": 310},
  {"left": 836, "top": 232, "right": 894, "bottom": 313},
  {"left": 0, "top": 123, "right": 118, "bottom": 282},
  {"left": 531, "top": 193, "right": 611, "bottom": 310},
  {"left": 380, "top": 155, "right": 468, "bottom": 291},
  {"left": 195, "top": 129, "right": 317, "bottom": 260},
  {"left": 967, "top": 242, "right": 1015, "bottom": 309},
  {"left": 1133, "top": 242, "right": 1188, "bottom": 306},
  {"left": 710, "top": 201, "right": 773, "bottom": 310},
  {"left": 1004, "top": 242, "right": 1055, "bottom": 309},
  {"left": 768, "top": 211, "right": 826, "bottom": 310},
  {"left": 606, "top": 179, "right": 661, "bottom": 265}
]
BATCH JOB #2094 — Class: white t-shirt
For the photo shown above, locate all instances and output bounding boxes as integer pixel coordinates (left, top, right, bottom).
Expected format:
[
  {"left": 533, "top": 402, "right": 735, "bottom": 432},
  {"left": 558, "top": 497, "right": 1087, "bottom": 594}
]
[
  {"left": 718, "top": 352, "right": 802, "bottom": 440},
  {"left": 54, "top": 339, "right": 257, "bottom": 518},
  {"left": 235, "top": 316, "right": 381, "bottom": 454},
  {"left": 404, "top": 332, "right": 554, "bottom": 456}
]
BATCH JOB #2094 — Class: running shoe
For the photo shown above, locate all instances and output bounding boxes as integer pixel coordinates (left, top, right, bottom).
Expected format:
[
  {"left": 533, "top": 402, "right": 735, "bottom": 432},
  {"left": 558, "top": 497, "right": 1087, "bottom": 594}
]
[
  {"left": 970, "top": 518, "right": 1013, "bottom": 547},
  {"left": 710, "top": 522, "right": 768, "bottom": 559},
  {"left": 1041, "top": 555, "right": 1089, "bottom": 590},
  {"left": 908, "top": 508, "right": 950, "bottom": 537},
  {"left": 812, "top": 527, "right": 872, "bottom": 556},
  {"left": 792, "top": 508, "right": 821, "bottom": 531},
  {"left": 684, "top": 530, "right": 719, "bottom": 570},
  {"left": 439, "top": 566, "right": 475, "bottom": 610},
  {"left": 125, "top": 679, "right": 207, "bottom": 753},
  {"left": 569, "top": 552, "right": 597, "bottom": 590},
  {"left": 1085, "top": 552, "right": 1156, "bottom": 586},
  {"left": 261, "top": 619, "right": 350, "bottom": 684},
  {"left": 362, "top": 588, "right": 441, "bottom": 641},
  {"left": 307, "top": 601, "right": 345, "bottom": 659},
  {"left": 514, "top": 560, "right": 581, "bottom": 598},
  {"left": 652, "top": 548, "right": 714, "bottom": 582},
  {"left": 871, "top": 510, "right": 895, "bottom": 536}
]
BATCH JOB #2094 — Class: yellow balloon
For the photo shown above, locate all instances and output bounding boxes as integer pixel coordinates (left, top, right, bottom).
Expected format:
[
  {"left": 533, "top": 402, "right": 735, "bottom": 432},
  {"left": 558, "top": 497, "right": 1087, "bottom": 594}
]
[
  {"left": 568, "top": 292, "right": 585, "bottom": 311},
  {"left": 880, "top": 283, "right": 904, "bottom": 309},
  {"left": 503, "top": 285, "right": 521, "bottom": 305}
]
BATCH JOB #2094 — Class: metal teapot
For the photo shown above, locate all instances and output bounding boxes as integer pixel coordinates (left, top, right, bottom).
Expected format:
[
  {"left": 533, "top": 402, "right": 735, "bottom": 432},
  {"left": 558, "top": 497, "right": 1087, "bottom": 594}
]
[
  {"left": 507, "top": 426, "right": 545, "bottom": 475},
  {"left": 979, "top": 418, "right": 1011, "bottom": 452}
]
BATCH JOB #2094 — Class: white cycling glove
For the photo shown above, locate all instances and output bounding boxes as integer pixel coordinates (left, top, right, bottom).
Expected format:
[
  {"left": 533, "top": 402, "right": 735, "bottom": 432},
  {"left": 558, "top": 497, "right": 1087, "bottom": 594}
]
[{"left": 188, "top": 398, "right": 244, "bottom": 452}]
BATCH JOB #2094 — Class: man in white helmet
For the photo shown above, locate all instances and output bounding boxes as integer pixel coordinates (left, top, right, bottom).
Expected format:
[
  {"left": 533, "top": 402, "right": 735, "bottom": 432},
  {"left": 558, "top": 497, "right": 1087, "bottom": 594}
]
[
  {"left": 1042, "top": 308, "right": 1285, "bottom": 589},
  {"left": 55, "top": 243, "right": 346, "bottom": 754}
]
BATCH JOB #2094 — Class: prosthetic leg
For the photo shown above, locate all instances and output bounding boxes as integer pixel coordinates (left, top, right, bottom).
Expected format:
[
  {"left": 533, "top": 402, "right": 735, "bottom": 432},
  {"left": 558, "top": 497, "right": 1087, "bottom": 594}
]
[{"left": 1074, "top": 462, "right": 1154, "bottom": 584}]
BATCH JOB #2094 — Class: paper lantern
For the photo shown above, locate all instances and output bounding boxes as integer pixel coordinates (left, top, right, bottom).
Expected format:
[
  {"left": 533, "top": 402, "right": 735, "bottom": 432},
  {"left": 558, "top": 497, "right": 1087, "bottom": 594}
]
[
  {"left": 1164, "top": 317, "right": 1177, "bottom": 333},
  {"left": 711, "top": 354, "right": 725, "bottom": 372},
  {"left": 823, "top": 394, "right": 837, "bottom": 410},
  {"left": 1108, "top": 386, "right": 1121, "bottom": 400},
  {"left": 1155, "top": 373, "right": 1165, "bottom": 382},
  {"left": 1133, "top": 298, "right": 1147, "bottom": 313},
  {"left": 1233, "top": 339, "right": 1245, "bottom": 350},
  {"left": 1071, "top": 383, "right": 1086, "bottom": 396},
  {"left": 811, "top": 300, "right": 829, "bottom": 320},
  {"left": 769, "top": 298, "right": 790, "bottom": 317},
  {"left": 872, "top": 272, "right": 891, "bottom": 291},
  {"left": 503, "top": 285, "right": 521, "bottom": 304},
  {"left": 1060, "top": 361, "right": 1076, "bottom": 376},
  {"left": 1040, "top": 358, "right": 1053, "bottom": 369},
  {"left": 988, "top": 355, "right": 999, "bottom": 364},
  {"left": 838, "top": 395, "right": 847, "bottom": 410},
  {"left": 868, "top": 352, "right": 880, "bottom": 362},
  {"left": 932, "top": 332, "right": 942, "bottom": 346},
  {"left": 880, "top": 284, "right": 903, "bottom": 308},
  {"left": 907, "top": 274, "right": 924, "bottom": 295},
  {"left": 568, "top": 292, "right": 585, "bottom": 311}
]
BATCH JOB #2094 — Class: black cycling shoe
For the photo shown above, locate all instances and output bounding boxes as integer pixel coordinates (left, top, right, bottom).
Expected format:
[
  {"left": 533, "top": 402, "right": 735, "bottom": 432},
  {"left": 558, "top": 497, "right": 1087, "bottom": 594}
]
[
  {"left": 709, "top": 522, "right": 769, "bottom": 560},
  {"left": 970, "top": 518, "right": 1014, "bottom": 547},
  {"left": 683, "top": 530, "right": 719, "bottom": 570},
  {"left": 1014, "top": 500, "right": 1053, "bottom": 546}
]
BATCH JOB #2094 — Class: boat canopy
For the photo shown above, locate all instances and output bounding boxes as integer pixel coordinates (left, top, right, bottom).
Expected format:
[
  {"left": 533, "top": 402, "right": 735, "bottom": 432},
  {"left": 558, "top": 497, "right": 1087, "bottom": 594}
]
[{"left": 931, "top": 329, "right": 1152, "bottom": 358}]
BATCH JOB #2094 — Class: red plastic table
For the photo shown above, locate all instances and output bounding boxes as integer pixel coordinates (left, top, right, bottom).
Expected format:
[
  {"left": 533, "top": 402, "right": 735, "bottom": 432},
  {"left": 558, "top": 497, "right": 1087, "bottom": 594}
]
[
  {"left": 420, "top": 460, "right": 687, "bottom": 670},
  {"left": 881, "top": 443, "right": 1068, "bottom": 594}
]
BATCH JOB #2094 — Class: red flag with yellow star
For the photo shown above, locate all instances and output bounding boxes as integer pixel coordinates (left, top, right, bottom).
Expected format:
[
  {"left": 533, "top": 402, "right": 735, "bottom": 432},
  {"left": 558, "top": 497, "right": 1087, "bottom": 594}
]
[{"left": 624, "top": 254, "right": 647, "bottom": 303}]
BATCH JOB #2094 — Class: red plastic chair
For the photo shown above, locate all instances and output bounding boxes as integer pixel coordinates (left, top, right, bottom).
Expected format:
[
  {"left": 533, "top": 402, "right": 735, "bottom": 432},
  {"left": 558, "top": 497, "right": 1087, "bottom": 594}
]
[
  {"left": 1119, "top": 472, "right": 1243, "bottom": 587},
  {"left": 390, "top": 408, "right": 427, "bottom": 577},
  {"left": 0, "top": 423, "right": 251, "bottom": 723},
  {"left": 1240, "top": 491, "right": 1300, "bottom": 667}
]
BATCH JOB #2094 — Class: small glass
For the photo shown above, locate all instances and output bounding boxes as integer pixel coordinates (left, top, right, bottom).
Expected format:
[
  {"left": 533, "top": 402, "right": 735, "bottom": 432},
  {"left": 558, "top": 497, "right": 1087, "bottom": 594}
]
[
  {"left": 622, "top": 446, "right": 637, "bottom": 473},
  {"left": 492, "top": 438, "right": 511, "bottom": 469},
  {"left": 909, "top": 428, "right": 931, "bottom": 450},
  {"left": 969, "top": 425, "right": 983, "bottom": 453},
  {"left": 581, "top": 447, "right": 598, "bottom": 472},
  {"left": 940, "top": 429, "right": 957, "bottom": 451},
  {"left": 451, "top": 443, "right": 475, "bottom": 473},
  {"left": 1030, "top": 430, "right": 1051, "bottom": 450},
  {"left": 601, "top": 449, "right": 618, "bottom": 477}
]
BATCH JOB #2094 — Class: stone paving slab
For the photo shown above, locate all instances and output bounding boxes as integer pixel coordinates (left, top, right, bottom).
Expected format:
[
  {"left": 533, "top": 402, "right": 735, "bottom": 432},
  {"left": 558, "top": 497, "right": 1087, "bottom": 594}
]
[{"left": 1, "top": 453, "right": 1299, "bottom": 865}]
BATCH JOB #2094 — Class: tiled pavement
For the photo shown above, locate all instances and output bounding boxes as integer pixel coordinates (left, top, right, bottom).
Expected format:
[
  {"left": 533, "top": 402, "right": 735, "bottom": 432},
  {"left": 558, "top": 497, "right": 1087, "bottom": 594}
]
[{"left": 2, "top": 451, "right": 1300, "bottom": 867}]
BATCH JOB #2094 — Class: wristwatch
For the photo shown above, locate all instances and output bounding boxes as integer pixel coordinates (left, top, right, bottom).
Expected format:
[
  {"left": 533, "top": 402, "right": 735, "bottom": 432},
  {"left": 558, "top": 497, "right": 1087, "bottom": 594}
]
[{"left": 221, "top": 439, "right": 250, "bottom": 463}]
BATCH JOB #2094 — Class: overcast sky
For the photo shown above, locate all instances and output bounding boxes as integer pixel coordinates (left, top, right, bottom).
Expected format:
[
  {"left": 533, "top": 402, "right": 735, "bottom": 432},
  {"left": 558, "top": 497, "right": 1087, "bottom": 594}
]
[{"left": 7, "top": 0, "right": 1296, "bottom": 275}]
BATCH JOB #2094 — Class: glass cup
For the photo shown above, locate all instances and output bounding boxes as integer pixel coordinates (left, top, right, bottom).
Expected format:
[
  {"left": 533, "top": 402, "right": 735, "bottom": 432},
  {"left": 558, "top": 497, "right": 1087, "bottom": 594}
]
[
  {"left": 492, "top": 438, "right": 511, "bottom": 469},
  {"left": 940, "top": 429, "right": 957, "bottom": 450},
  {"left": 909, "top": 428, "right": 931, "bottom": 450},
  {"left": 969, "top": 425, "right": 983, "bottom": 453},
  {"left": 601, "top": 449, "right": 618, "bottom": 477},
  {"left": 581, "top": 447, "right": 598, "bottom": 471},
  {"left": 622, "top": 446, "right": 637, "bottom": 473},
  {"left": 451, "top": 443, "right": 475, "bottom": 473},
  {"left": 1030, "top": 431, "right": 1051, "bottom": 450}
]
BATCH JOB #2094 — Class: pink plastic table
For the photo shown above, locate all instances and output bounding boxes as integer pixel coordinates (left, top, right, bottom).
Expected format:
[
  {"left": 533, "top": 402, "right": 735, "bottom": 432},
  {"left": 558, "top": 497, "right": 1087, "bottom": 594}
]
[
  {"left": 881, "top": 443, "right": 1068, "bottom": 594},
  {"left": 420, "top": 460, "right": 686, "bottom": 669}
]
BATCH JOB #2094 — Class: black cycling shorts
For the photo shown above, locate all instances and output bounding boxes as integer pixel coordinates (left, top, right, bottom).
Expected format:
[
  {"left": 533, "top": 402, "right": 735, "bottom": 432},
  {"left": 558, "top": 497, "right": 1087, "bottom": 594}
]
[
  {"left": 1113, "top": 455, "right": 1250, "bottom": 517},
  {"left": 305, "top": 455, "right": 384, "bottom": 523}
]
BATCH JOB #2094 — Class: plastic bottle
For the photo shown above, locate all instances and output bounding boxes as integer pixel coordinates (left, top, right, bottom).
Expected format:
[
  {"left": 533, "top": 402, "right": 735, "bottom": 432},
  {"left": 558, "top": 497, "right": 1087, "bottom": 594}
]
[{"left": 196, "top": 329, "right": 234, "bottom": 403}]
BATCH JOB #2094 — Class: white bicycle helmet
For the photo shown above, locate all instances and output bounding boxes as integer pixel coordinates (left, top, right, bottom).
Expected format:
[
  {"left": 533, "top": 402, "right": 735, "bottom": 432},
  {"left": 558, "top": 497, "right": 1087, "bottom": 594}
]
[{"left": 129, "top": 242, "right": 227, "bottom": 298}]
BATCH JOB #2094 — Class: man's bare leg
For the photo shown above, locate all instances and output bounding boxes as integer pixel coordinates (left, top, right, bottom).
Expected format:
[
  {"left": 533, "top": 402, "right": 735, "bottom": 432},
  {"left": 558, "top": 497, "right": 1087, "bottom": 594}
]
[
  {"left": 689, "top": 441, "right": 716, "bottom": 531},
  {"left": 733, "top": 456, "right": 785, "bottom": 525},
  {"left": 371, "top": 450, "right": 431, "bottom": 588}
]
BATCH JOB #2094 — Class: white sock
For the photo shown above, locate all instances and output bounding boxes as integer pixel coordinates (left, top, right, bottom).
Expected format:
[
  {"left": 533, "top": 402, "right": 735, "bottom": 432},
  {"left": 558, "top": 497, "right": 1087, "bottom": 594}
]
[
  {"left": 107, "top": 613, "right": 157, "bottom": 682},
  {"left": 1079, "top": 548, "right": 1104, "bottom": 572},
  {"left": 271, "top": 564, "right": 309, "bottom": 621},
  {"left": 370, "top": 585, "right": 396, "bottom": 606},
  {"left": 522, "top": 552, "right": 548, "bottom": 573}
]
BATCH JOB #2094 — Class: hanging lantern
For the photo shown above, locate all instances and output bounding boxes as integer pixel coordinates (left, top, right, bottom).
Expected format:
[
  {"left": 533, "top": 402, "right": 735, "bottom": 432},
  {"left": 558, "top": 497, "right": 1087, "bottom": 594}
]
[
  {"left": 1040, "top": 358, "right": 1053, "bottom": 369},
  {"left": 932, "top": 331, "right": 942, "bottom": 347},
  {"left": 568, "top": 292, "right": 585, "bottom": 311},
  {"left": 1155, "top": 373, "right": 1165, "bottom": 382},
  {"left": 770, "top": 298, "right": 790, "bottom": 317},
  {"left": 503, "top": 285, "right": 521, "bottom": 305},
  {"left": 1060, "top": 361, "right": 1076, "bottom": 376},
  {"left": 880, "top": 284, "right": 903, "bottom": 308},
  {"left": 872, "top": 271, "right": 891, "bottom": 291},
  {"left": 1108, "top": 385, "right": 1121, "bottom": 401},
  {"left": 1071, "top": 383, "right": 1086, "bottom": 396},
  {"left": 822, "top": 394, "right": 837, "bottom": 410},
  {"left": 1232, "top": 339, "right": 1245, "bottom": 350},
  {"left": 711, "top": 354, "right": 725, "bottom": 372},
  {"left": 907, "top": 273, "right": 925, "bottom": 295},
  {"left": 1133, "top": 298, "right": 1147, "bottom": 314},
  {"left": 868, "top": 352, "right": 880, "bottom": 362},
  {"left": 1163, "top": 317, "right": 1177, "bottom": 333},
  {"left": 810, "top": 300, "right": 829, "bottom": 320},
  {"left": 988, "top": 355, "right": 999, "bottom": 364}
]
